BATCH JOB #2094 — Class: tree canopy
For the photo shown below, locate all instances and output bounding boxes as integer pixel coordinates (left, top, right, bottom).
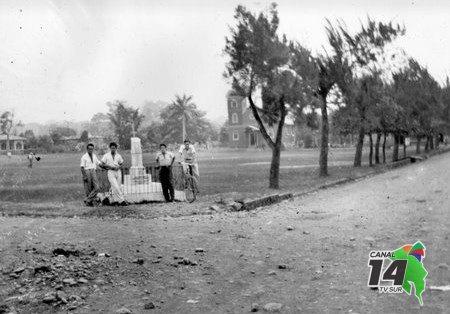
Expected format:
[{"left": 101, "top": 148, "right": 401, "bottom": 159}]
[{"left": 107, "top": 101, "right": 145, "bottom": 150}]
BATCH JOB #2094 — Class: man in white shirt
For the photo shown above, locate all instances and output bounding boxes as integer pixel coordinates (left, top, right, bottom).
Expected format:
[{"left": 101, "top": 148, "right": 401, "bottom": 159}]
[
  {"left": 80, "top": 143, "right": 101, "bottom": 206},
  {"left": 179, "top": 139, "right": 199, "bottom": 179},
  {"left": 156, "top": 143, "right": 175, "bottom": 202},
  {"left": 101, "top": 142, "right": 127, "bottom": 206},
  {"left": 179, "top": 139, "right": 199, "bottom": 193}
]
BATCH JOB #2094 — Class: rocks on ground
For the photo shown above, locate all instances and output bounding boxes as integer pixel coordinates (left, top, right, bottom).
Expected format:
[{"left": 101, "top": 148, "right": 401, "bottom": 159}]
[
  {"left": 132, "top": 258, "right": 145, "bottom": 265},
  {"left": 1, "top": 243, "right": 121, "bottom": 312},
  {"left": 144, "top": 302, "right": 155, "bottom": 310},
  {"left": 263, "top": 302, "right": 283, "bottom": 312},
  {"left": 116, "top": 307, "right": 132, "bottom": 314}
]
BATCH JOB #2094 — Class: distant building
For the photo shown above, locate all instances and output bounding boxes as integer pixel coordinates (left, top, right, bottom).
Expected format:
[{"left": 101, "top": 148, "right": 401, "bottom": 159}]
[
  {"left": 62, "top": 133, "right": 108, "bottom": 152},
  {"left": 0, "top": 135, "right": 26, "bottom": 153},
  {"left": 225, "top": 90, "right": 296, "bottom": 148},
  {"left": 60, "top": 136, "right": 80, "bottom": 146},
  {"left": 88, "top": 135, "right": 107, "bottom": 151}
]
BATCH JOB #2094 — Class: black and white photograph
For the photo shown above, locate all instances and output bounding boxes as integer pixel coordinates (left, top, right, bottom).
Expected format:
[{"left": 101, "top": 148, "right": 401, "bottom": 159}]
[{"left": 0, "top": 0, "right": 449, "bottom": 313}]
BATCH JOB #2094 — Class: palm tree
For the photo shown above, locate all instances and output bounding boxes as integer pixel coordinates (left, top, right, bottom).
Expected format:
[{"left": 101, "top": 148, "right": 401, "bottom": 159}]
[{"left": 168, "top": 94, "right": 197, "bottom": 142}]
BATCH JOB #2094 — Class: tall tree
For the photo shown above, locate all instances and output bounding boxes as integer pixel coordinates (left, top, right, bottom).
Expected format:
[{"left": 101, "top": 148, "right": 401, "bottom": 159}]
[
  {"left": 89, "top": 112, "right": 114, "bottom": 138},
  {"left": 225, "top": 4, "right": 314, "bottom": 188},
  {"left": 290, "top": 43, "right": 337, "bottom": 175},
  {"left": 157, "top": 104, "right": 217, "bottom": 144},
  {"left": 140, "top": 100, "right": 167, "bottom": 128},
  {"left": 327, "top": 18, "right": 405, "bottom": 166},
  {"left": 166, "top": 94, "right": 198, "bottom": 142},
  {"left": 391, "top": 58, "right": 444, "bottom": 157},
  {"left": 371, "top": 87, "right": 402, "bottom": 163},
  {"left": 441, "top": 77, "right": 450, "bottom": 143},
  {"left": 80, "top": 130, "right": 89, "bottom": 142},
  {"left": 107, "top": 101, "right": 145, "bottom": 149},
  {"left": 312, "top": 52, "right": 345, "bottom": 175}
]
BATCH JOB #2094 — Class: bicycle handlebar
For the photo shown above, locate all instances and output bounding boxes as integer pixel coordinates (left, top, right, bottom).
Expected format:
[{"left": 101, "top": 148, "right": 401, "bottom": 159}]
[{"left": 178, "top": 161, "right": 195, "bottom": 166}]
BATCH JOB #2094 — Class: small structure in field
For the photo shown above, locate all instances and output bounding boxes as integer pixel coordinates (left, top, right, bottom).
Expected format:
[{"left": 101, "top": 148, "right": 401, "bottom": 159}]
[{"left": 0, "top": 135, "right": 26, "bottom": 154}]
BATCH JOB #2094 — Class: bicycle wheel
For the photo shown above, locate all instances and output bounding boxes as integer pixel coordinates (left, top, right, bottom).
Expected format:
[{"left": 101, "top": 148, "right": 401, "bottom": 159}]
[{"left": 184, "top": 177, "right": 196, "bottom": 203}]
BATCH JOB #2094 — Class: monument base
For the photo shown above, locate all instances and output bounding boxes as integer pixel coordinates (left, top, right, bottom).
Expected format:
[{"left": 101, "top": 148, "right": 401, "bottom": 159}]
[
  {"left": 122, "top": 137, "right": 186, "bottom": 203},
  {"left": 129, "top": 166, "right": 149, "bottom": 184},
  {"left": 123, "top": 174, "right": 186, "bottom": 203}
]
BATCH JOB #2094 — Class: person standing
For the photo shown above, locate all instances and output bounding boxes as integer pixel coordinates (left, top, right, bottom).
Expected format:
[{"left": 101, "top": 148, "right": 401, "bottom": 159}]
[
  {"left": 27, "top": 152, "right": 34, "bottom": 168},
  {"left": 80, "top": 143, "right": 101, "bottom": 206},
  {"left": 101, "top": 142, "right": 127, "bottom": 206},
  {"left": 179, "top": 139, "right": 199, "bottom": 179},
  {"left": 156, "top": 143, "right": 175, "bottom": 202}
]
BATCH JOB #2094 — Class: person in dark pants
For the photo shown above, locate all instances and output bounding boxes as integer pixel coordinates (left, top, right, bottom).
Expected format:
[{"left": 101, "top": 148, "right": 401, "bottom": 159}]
[
  {"left": 156, "top": 143, "right": 175, "bottom": 202},
  {"left": 80, "top": 143, "right": 101, "bottom": 206}
]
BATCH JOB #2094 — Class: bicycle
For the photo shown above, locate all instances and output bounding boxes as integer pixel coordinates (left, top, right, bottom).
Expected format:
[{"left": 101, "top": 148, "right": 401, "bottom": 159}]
[{"left": 179, "top": 161, "right": 198, "bottom": 203}]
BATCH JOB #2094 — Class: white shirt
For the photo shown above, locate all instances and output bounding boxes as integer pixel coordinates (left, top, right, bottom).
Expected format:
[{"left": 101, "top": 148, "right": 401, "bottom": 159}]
[
  {"left": 80, "top": 153, "right": 100, "bottom": 170},
  {"left": 156, "top": 151, "right": 174, "bottom": 166},
  {"left": 179, "top": 144, "right": 197, "bottom": 163},
  {"left": 101, "top": 152, "right": 124, "bottom": 170}
]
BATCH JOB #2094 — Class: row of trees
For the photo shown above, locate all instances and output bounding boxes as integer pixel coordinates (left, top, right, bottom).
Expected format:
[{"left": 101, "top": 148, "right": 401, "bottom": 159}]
[
  {"left": 16, "top": 128, "right": 90, "bottom": 153},
  {"left": 2, "top": 95, "right": 218, "bottom": 153},
  {"left": 106, "top": 95, "right": 219, "bottom": 150},
  {"left": 224, "top": 3, "right": 450, "bottom": 188}
]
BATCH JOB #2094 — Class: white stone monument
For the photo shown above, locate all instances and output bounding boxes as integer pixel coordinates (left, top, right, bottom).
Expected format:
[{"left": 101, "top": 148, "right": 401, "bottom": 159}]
[
  {"left": 122, "top": 136, "right": 186, "bottom": 203},
  {"left": 129, "top": 137, "right": 149, "bottom": 184}
]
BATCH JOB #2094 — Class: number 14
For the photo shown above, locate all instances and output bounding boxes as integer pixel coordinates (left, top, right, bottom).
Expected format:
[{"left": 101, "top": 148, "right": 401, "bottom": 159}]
[{"left": 368, "top": 259, "right": 408, "bottom": 287}]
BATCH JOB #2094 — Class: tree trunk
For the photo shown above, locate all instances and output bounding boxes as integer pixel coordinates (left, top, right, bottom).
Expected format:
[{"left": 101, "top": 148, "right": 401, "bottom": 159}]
[
  {"left": 353, "top": 126, "right": 365, "bottom": 167},
  {"left": 319, "top": 92, "right": 329, "bottom": 177},
  {"left": 392, "top": 133, "right": 399, "bottom": 162},
  {"left": 425, "top": 136, "right": 429, "bottom": 152},
  {"left": 368, "top": 133, "right": 373, "bottom": 166},
  {"left": 403, "top": 138, "right": 406, "bottom": 158},
  {"left": 269, "top": 100, "right": 287, "bottom": 189},
  {"left": 435, "top": 134, "right": 440, "bottom": 149},
  {"left": 247, "top": 95, "right": 286, "bottom": 189},
  {"left": 375, "top": 132, "right": 381, "bottom": 164},
  {"left": 429, "top": 135, "right": 434, "bottom": 150},
  {"left": 181, "top": 115, "right": 186, "bottom": 142},
  {"left": 382, "top": 132, "right": 387, "bottom": 164},
  {"left": 269, "top": 145, "right": 281, "bottom": 189},
  {"left": 416, "top": 136, "right": 421, "bottom": 154}
]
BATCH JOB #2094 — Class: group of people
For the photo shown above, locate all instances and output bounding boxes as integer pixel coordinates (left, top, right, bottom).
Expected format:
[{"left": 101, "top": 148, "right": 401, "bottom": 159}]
[{"left": 80, "top": 139, "right": 199, "bottom": 206}]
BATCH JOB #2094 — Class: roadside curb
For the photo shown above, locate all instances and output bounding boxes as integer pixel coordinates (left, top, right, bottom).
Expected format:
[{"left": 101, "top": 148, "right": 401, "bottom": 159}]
[
  {"left": 238, "top": 193, "right": 293, "bottom": 211},
  {"left": 229, "top": 146, "right": 450, "bottom": 212}
]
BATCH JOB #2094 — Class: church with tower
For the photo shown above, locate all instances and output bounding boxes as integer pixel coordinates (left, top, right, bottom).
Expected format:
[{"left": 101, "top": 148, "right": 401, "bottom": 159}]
[{"left": 225, "top": 90, "right": 296, "bottom": 148}]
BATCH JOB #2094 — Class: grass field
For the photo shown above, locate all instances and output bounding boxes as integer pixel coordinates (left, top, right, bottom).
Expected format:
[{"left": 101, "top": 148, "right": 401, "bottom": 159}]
[{"left": 0, "top": 146, "right": 417, "bottom": 205}]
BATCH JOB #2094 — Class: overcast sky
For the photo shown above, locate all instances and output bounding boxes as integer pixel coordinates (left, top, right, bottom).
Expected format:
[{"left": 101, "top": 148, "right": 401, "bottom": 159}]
[{"left": 1, "top": 0, "right": 449, "bottom": 124}]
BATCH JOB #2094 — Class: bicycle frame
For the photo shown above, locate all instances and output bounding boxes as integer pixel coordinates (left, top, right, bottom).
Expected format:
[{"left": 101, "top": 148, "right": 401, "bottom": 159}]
[
  {"left": 179, "top": 161, "right": 197, "bottom": 203},
  {"left": 179, "top": 162, "right": 194, "bottom": 178}
]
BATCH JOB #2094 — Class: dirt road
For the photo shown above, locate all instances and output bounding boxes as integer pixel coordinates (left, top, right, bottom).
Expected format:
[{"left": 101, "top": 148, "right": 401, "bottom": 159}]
[{"left": 1, "top": 153, "right": 449, "bottom": 313}]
